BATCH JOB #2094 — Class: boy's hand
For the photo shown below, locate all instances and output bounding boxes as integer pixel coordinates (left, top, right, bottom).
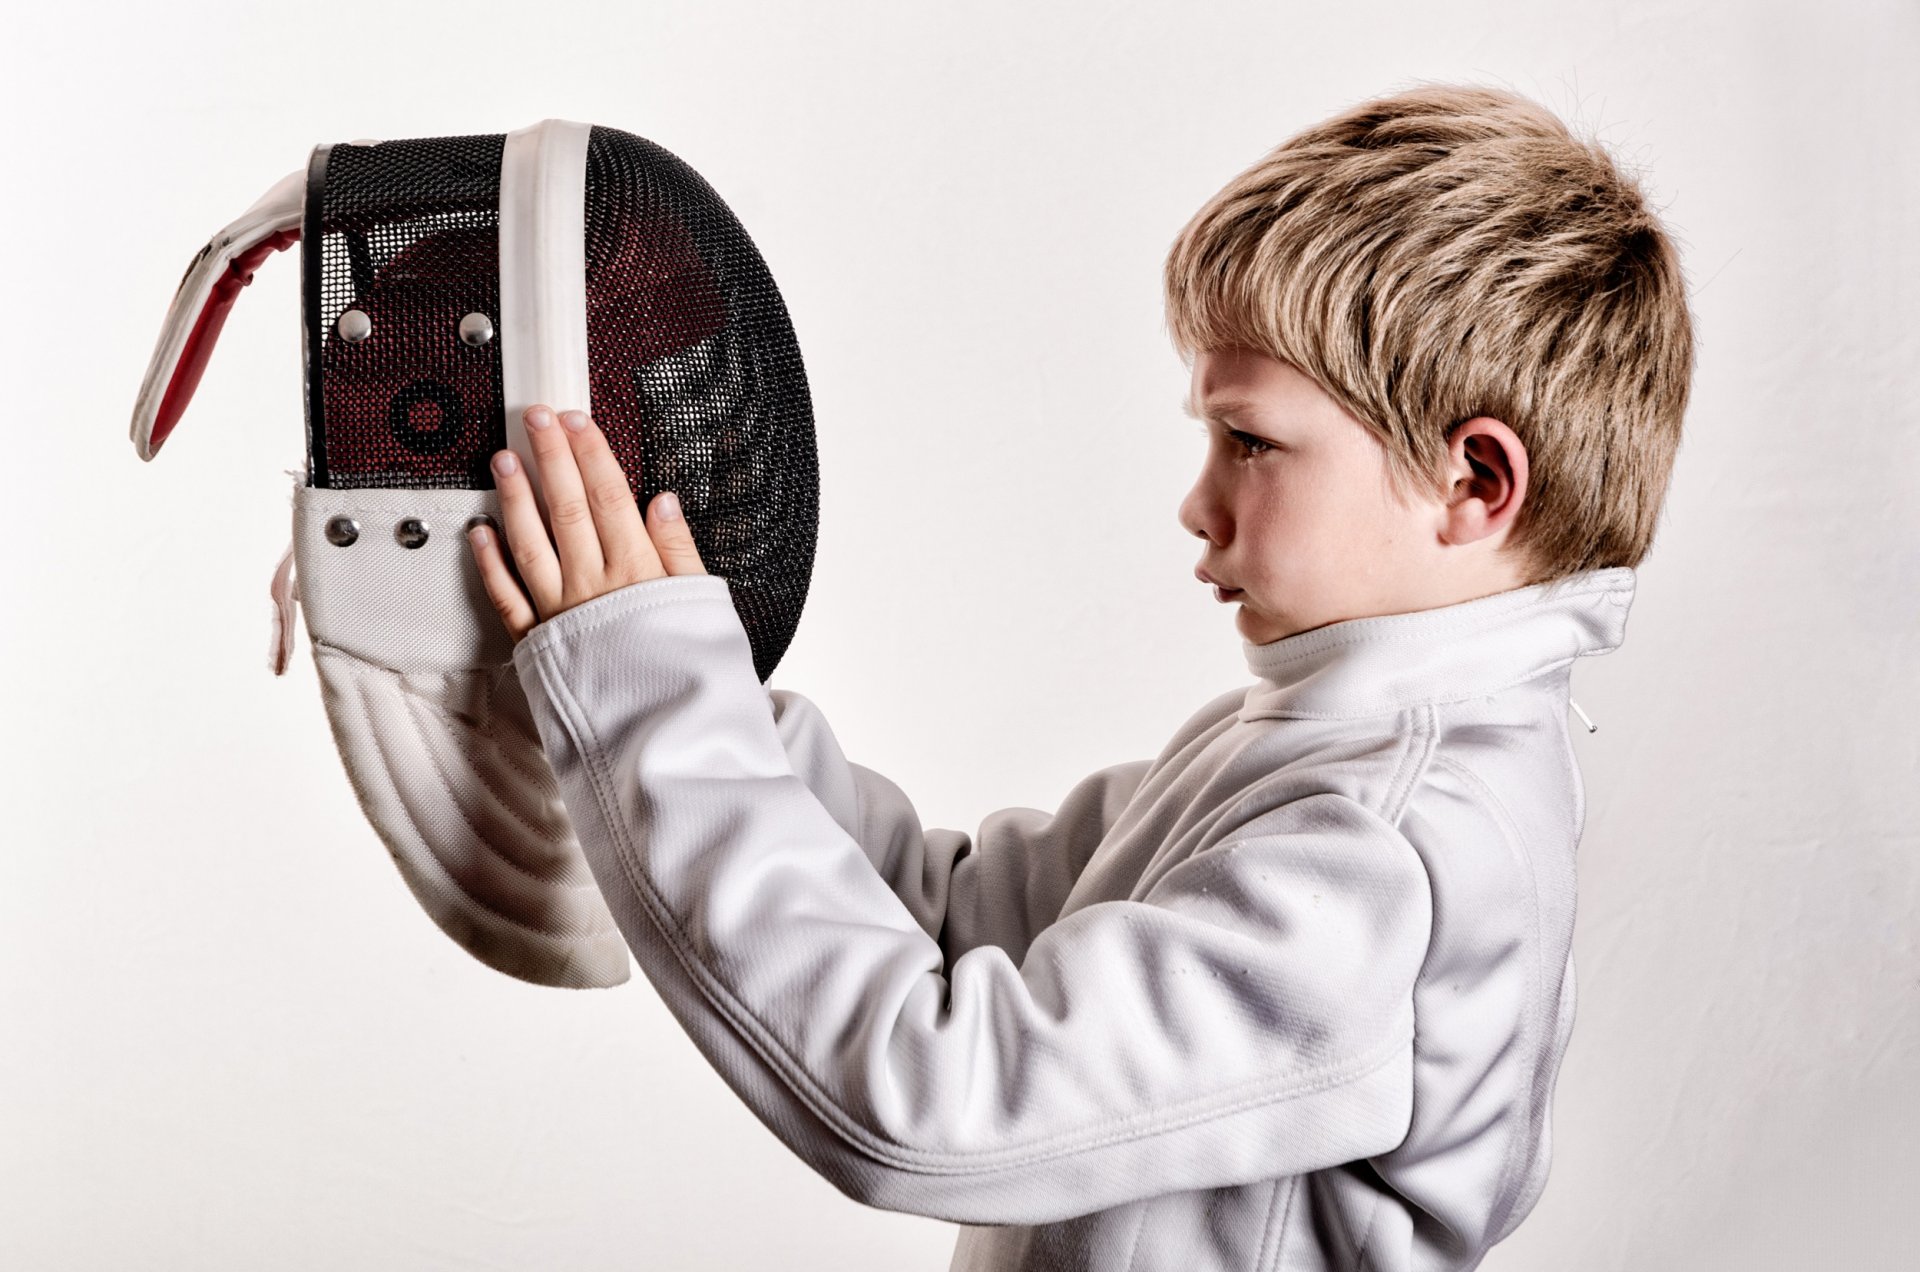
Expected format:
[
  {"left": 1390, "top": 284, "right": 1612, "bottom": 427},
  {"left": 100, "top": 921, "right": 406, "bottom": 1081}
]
[{"left": 470, "top": 404, "right": 707, "bottom": 644}]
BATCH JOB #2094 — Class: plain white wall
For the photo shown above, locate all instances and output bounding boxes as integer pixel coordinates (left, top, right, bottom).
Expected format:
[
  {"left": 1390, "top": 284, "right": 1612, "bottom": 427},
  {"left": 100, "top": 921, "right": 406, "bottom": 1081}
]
[{"left": 4, "top": 1, "right": 1914, "bottom": 1267}]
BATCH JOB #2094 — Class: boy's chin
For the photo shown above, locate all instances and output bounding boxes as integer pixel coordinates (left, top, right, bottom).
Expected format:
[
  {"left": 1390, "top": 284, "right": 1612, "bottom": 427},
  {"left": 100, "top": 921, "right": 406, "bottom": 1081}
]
[
  {"left": 1238, "top": 599, "right": 1326, "bottom": 645},
  {"left": 1234, "top": 601, "right": 1285, "bottom": 645}
]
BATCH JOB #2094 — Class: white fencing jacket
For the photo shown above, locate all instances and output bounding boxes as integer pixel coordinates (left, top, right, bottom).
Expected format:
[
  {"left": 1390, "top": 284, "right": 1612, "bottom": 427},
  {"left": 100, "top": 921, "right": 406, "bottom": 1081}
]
[{"left": 509, "top": 565, "right": 1637, "bottom": 1271}]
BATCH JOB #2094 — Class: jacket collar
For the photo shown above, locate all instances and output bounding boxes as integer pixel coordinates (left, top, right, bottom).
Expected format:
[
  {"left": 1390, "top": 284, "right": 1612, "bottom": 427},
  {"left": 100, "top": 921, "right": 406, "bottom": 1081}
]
[{"left": 1236, "top": 566, "right": 1637, "bottom": 720}]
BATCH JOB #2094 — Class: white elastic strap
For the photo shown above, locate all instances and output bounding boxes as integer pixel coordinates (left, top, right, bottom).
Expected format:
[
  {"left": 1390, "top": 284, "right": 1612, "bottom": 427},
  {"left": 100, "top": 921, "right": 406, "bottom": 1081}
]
[
  {"left": 268, "top": 536, "right": 297, "bottom": 676},
  {"left": 498, "top": 119, "right": 594, "bottom": 515}
]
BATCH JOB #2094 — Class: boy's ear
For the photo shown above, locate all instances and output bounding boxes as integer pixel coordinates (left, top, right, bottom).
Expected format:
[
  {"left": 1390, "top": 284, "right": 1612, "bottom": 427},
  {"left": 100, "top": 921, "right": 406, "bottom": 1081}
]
[{"left": 1442, "top": 416, "right": 1529, "bottom": 544}]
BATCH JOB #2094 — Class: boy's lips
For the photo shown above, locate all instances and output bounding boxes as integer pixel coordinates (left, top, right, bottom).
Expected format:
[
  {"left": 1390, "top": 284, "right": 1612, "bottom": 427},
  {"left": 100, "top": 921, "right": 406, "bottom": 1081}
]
[{"left": 1195, "top": 567, "right": 1243, "bottom": 602}]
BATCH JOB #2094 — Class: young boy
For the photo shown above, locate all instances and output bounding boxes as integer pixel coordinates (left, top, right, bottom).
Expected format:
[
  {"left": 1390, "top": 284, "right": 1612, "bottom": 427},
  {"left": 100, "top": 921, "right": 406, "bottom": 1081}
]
[{"left": 466, "top": 81, "right": 1693, "bottom": 1271}]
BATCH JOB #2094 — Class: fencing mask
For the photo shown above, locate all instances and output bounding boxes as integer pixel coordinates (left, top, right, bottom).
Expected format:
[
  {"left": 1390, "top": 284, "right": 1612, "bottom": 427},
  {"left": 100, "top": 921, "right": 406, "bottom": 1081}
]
[{"left": 130, "top": 120, "right": 819, "bottom": 989}]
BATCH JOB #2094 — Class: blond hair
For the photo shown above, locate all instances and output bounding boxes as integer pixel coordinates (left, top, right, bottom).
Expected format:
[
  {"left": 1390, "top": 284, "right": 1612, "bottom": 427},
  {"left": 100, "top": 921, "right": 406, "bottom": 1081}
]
[{"left": 1163, "top": 81, "right": 1695, "bottom": 584}]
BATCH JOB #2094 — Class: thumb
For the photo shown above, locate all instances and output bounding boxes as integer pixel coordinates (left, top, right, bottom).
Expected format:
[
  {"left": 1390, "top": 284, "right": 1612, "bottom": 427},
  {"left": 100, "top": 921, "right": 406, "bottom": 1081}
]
[{"left": 645, "top": 491, "right": 709, "bottom": 576}]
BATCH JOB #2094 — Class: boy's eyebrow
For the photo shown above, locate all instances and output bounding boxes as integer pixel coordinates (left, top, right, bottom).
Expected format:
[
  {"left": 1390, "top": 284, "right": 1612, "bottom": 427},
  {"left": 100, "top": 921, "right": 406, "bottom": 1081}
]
[{"left": 1181, "top": 395, "right": 1261, "bottom": 421}]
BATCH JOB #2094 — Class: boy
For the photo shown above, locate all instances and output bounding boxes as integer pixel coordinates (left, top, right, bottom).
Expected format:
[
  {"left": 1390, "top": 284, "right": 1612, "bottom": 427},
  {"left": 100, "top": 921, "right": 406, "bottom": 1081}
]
[{"left": 465, "top": 81, "right": 1693, "bottom": 1271}]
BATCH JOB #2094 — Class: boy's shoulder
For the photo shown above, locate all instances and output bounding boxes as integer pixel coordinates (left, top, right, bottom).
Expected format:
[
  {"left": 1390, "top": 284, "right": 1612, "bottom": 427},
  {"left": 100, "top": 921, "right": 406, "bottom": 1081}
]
[
  {"left": 1155, "top": 666, "right": 1578, "bottom": 827},
  {"left": 1128, "top": 686, "right": 1584, "bottom": 931},
  {"left": 1152, "top": 685, "right": 1584, "bottom": 978},
  {"left": 1218, "top": 567, "right": 1629, "bottom": 823},
  {"left": 1108, "top": 569, "right": 1630, "bottom": 911}
]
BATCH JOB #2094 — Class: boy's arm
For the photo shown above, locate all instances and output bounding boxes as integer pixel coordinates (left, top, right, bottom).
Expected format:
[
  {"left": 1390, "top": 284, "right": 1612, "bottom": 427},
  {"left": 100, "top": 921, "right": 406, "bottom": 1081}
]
[
  {"left": 766, "top": 685, "right": 1153, "bottom": 968},
  {"left": 512, "top": 575, "right": 1431, "bottom": 1227}
]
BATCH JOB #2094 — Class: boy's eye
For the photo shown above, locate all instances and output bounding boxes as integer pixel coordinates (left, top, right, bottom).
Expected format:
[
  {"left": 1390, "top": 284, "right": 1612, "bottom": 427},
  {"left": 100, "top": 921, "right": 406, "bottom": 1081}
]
[{"left": 1192, "top": 422, "right": 1274, "bottom": 457}]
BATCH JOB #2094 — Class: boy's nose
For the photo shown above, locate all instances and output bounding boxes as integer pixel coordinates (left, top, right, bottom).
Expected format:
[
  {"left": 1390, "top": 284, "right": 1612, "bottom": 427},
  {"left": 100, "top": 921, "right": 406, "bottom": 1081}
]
[{"left": 1177, "top": 482, "right": 1226, "bottom": 546}]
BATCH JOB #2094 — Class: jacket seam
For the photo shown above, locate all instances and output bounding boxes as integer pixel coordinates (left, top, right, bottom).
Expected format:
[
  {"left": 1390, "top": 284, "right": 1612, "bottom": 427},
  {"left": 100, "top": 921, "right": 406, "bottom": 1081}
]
[
  {"left": 1351, "top": 1186, "right": 1385, "bottom": 1270},
  {"left": 528, "top": 637, "right": 1418, "bottom": 1177},
  {"left": 1426, "top": 747, "right": 1544, "bottom": 1232},
  {"left": 1117, "top": 1197, "right": 1150, "bottom": 1272},
  {"left": 1256, "top": 1175, "right": 1295, "bottom": 1272},
  {"left": 1381, "top": 705, "right": 1439, "bottom": 828}
]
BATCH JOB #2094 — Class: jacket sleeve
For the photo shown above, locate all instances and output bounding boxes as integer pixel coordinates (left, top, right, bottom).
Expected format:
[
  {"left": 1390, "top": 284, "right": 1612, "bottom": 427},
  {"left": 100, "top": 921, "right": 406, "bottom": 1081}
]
[
  {"left": 765, "top": 684, "right": 1153, "bottom": 968},
  {"left": 511, "top": 574, "right": 1432, "bottom": 1226}
]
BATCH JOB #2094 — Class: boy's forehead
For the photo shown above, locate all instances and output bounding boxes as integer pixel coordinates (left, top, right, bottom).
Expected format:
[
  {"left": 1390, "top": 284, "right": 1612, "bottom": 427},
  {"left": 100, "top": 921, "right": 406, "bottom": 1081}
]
[
  {"left": 1185, "top": 350, "right": 1382, "bottom": 448},
  {"left": 1186, "top": 347, "right": 1303, "bottom": 417}
]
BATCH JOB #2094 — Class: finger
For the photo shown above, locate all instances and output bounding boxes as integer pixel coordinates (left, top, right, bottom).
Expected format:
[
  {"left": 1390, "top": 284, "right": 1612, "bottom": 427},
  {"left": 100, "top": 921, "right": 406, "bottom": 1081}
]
[
  {"left": 467, "top": 521, "right": 538, "bottom": 642},
  {"left": 560, "top": 408, "right": 660, "bottom": 579},
  {"left": 522, "top": 404, "right": 605, "bottom": 585},
  {"left": 490, "top": 446, "right": 563, "bottom": 618},
  {"left": 644, "top": 491, "right": 710, "bottom": 577}
]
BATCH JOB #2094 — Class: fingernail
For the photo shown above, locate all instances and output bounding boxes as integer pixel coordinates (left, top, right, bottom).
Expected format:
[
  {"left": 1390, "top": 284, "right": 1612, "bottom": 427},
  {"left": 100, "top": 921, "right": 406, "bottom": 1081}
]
[
  {"left": 468, "top": 525, "right": 490, "bottom": 548},
  {"left": 561, "top": 409, "right": 589, "bottom": 432},
  {"left": 658, "top": 491, "right": 682, "bottom": 521},
  {"left": 492, "top": 450, "right": 518, "bottom": 476},
  {"left": 526, "top": 406, "right": 554, "bottom": 430}
]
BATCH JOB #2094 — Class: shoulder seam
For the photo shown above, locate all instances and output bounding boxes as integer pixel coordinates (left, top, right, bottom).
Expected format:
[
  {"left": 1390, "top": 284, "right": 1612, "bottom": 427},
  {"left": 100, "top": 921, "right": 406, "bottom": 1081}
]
[{"left": 1380, "top": 705, "right": 1441, "bottom": 828}]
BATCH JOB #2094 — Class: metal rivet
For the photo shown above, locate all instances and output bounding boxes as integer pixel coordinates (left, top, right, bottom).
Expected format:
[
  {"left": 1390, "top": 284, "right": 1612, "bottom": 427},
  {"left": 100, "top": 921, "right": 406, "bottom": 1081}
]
[
  {"left": 463, "top": 513, "right": 498, "bottom": 535},
  {"left": 325, "top": 515, "right": 360, "bottom": 546},
  {"left": 395, "top": 518, "right": 430, "bottom": 549},
  {"left": 458, "top": 312, "right": 494, "bottom": 347},
  {"left": 337, "top": 309, "right": 372, "bottom": 343}
]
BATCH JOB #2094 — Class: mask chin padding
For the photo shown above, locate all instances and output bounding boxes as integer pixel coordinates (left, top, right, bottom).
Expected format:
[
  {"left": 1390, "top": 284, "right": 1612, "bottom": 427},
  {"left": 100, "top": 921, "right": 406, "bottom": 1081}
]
[
  {"left": 309, "top": 648, "right": 632, "bottom": 988},
  {"left": 294, "top": 481, "right": 631, "bottom": 989}
]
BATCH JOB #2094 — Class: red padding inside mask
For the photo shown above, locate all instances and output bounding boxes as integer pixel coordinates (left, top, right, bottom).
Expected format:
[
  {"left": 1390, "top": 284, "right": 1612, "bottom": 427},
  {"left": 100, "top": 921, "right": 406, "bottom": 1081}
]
[{"left": 149, "top": 226, "right": 301, "bottom": 454}]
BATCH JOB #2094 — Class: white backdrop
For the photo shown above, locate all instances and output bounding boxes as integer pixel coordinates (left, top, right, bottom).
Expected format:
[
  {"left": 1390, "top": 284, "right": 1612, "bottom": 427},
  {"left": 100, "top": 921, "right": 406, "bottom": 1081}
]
[{"left": 4, "top": 2, "right": 1915, "bottom": 1268}]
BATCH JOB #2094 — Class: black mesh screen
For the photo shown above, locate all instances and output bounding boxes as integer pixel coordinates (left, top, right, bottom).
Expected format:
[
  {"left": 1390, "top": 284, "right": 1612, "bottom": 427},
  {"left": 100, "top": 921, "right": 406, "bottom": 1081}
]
[
  {"left": 306, "top": 133, "right": 507, "bottom": 490},
  {"left": 581, "top": 126, "right": 817, "bottom": 684},
  {"left": 301, "top": 125, "right": 818, "bottom": 683}
]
